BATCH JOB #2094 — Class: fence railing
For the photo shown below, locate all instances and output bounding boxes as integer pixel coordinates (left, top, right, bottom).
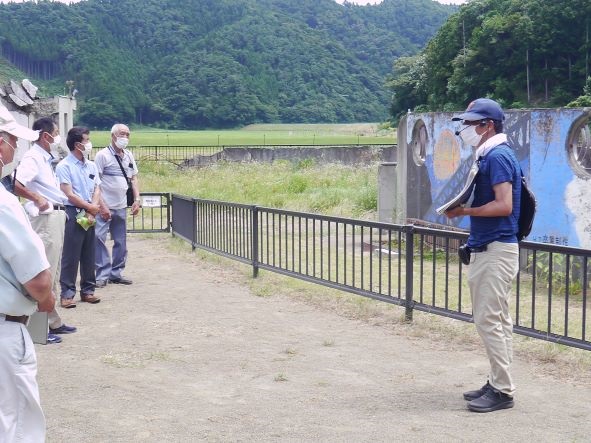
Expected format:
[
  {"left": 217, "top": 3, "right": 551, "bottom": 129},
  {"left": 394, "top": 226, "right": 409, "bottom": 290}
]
[
  {"left": 137, "top": 194, "right": 591, "bottom": 351},
  {"left": 96, "top": 144, "right": 396, "bottom": 164},
  {"left": 127, "top": 192, "right": 170, "bottom": 233}
]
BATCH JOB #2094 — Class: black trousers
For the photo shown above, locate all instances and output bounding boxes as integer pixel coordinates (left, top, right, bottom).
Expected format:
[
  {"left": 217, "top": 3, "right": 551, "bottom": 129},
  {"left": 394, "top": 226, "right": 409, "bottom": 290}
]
[{"left": 60, "top": 206, "right": 96, "bottom": 298}]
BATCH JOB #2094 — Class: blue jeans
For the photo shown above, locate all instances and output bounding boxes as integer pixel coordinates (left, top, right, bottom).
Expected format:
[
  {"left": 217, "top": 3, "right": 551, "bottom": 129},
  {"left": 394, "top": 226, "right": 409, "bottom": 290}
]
[{"left": 95, "top": 208, "right": 128, "bottom": 282}]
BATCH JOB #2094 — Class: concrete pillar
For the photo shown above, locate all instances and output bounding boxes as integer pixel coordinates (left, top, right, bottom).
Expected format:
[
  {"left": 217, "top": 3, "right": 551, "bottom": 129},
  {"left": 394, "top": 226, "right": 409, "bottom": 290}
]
[
  {"left": 378, "top": 162, "right": 397, "bottom": 223},
  {"left": 395, "top": 115, "right": 409, "bottom": 224}
]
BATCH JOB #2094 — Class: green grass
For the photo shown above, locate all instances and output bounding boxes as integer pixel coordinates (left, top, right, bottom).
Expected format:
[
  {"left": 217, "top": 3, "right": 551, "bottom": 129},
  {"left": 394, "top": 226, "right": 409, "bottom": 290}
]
[
  {"left": 88, "top": 123, "right": 396, "bottom": 148},
  {"left": 140, "top": 160, "right": 378, "bottom": 218}
]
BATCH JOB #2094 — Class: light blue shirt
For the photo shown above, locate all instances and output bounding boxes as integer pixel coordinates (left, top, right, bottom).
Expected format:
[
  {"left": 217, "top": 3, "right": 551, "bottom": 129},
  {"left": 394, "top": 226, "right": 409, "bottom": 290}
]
[{"left": 55, "top": 153, "right": 101, "bottom": 204}]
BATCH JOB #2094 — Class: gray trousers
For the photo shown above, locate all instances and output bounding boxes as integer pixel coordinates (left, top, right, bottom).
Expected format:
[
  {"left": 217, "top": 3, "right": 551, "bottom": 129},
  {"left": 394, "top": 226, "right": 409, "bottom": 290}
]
[
  {"left": 95, "top": 208, "right": 128, "bottom": 282},
  {"left": 60, "top": 206, "right": 96, "bottom": 299}
]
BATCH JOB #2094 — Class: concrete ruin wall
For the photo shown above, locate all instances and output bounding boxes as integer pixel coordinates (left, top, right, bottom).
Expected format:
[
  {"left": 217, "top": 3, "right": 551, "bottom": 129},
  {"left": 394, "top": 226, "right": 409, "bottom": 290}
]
[
  {"left": 0, "top": 78, "right": 77, "bottom": 165},
  {"left": 182, "top": 145, "right": 397, "bottom": 167}
]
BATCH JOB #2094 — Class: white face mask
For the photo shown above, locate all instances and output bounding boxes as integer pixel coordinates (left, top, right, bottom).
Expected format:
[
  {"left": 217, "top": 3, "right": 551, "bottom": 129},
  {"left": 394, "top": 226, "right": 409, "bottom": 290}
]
[
  {"left": 83, "top": 141, "right": 93, "bottom": 155},
  {"left": 77, "top": 141, "right": 93, "bottom": 158},
  {"left": 115, "top": 137, "right": 129, "bottom": 149},
  {"left": 0, "top": 158, "right": 12, "bottom": 179},
  {"left": 1, "top": 138, "right": 17, "bottom": 179},
  {"left": 459, "top": 124, "right": 484, "bottom": 146},
  {"left": 47, "top": 133, "right": 61, "bottom": 152}
]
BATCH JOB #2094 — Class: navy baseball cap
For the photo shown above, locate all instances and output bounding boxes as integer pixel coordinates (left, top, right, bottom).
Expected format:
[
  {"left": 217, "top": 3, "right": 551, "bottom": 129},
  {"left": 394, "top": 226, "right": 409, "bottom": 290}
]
[{"left": 452, "top": 98, "right": 505, "bottom": 122}]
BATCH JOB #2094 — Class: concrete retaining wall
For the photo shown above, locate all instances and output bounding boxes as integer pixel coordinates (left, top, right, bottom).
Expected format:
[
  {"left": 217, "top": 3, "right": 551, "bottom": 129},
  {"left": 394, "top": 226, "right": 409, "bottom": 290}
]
[{"left": 182, "top": 145, "right": 397, "bottom": 167}]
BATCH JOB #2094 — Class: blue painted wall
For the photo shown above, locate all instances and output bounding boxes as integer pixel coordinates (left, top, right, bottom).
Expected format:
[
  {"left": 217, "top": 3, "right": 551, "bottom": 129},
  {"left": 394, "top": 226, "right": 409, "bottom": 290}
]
[{"left": 401, "top": 108, "right": 591, "bottom": 249}]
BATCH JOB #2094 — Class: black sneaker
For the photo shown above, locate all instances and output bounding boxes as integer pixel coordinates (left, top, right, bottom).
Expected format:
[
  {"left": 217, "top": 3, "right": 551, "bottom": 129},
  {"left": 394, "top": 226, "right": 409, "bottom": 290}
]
[
  {"left": 463, "top": 381, "right": 491, "bottom": 401},
  {"left": 109, "top": 276, "right": 133, "bottom": 285},
  {"left": 467, "top": 388, "right": 514, "bottom": 413},
  {"left": 95, "top": 280, "right": 108, "bottom": 288}
]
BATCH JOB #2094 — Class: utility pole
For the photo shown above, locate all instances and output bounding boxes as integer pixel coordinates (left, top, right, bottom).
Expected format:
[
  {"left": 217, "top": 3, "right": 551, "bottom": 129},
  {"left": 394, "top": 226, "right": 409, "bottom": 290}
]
[
  {"left": 587, "top": 20, "right": 589, "bottom": 81},
  {"left": 462, "top": 19, "right": 467, "bottom": 68},
  {"left": 526, "top": 47, "right": 530, "bottom": 104}
]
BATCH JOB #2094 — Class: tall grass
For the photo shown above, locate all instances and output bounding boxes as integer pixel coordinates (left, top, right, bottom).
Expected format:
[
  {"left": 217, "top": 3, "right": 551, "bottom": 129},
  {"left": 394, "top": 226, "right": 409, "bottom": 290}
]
[{"left": 140, "top": 160, "right": 378, "bottom": 218}]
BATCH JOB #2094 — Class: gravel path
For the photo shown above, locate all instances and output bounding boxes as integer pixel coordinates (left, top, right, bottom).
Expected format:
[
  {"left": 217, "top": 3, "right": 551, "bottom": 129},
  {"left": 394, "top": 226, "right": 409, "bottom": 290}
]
[{"left": 37, "top": 236, "right": 591, "bottom": 442}]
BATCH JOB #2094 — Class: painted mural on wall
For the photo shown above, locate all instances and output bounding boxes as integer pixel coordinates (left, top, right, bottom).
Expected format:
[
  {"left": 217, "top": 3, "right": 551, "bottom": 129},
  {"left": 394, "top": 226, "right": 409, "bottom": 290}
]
[{"left": 401, "top": 108, "right": 591, "bottom": 249}]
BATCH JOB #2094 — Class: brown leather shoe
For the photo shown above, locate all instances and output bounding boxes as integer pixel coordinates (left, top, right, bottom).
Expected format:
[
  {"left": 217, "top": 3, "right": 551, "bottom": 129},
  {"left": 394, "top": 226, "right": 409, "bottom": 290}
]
[
  {"left": 60, "top": 298, "right": 77, "bottom": 309},
  {"left": 80, "top": 294, "right": 101, "bottom": 304}
]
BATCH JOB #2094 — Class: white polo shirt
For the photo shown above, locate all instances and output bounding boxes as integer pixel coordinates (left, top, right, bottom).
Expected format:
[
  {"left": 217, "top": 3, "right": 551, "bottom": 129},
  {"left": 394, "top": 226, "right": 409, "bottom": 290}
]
[
  {"left": 15, "top": 143, "right": 68, "bottom": 206},
  {"left": 94, "top": 145, "right": 138, "bottom": 210},
  {"left": 0, "top": 186, "right": 49, "bottom": 316}
]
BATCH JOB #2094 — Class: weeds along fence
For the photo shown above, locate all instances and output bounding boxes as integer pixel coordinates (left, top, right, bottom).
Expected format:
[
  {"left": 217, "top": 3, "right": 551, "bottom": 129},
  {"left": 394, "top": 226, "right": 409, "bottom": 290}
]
[{"left": 131, "top": 193, "right": 591, "bottom": 351}]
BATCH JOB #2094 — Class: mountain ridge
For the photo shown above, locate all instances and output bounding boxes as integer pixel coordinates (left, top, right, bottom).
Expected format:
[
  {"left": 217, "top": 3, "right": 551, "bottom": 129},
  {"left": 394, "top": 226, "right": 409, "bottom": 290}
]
[{"left": 0, "top": 0, "right": 454, "bottom": 128}]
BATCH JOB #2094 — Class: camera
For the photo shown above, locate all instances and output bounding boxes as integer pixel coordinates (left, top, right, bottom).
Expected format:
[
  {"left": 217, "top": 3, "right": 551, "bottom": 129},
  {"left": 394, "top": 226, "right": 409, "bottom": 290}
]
[{"left": 458, "top": 244, "right": 471, "bottom": 265}]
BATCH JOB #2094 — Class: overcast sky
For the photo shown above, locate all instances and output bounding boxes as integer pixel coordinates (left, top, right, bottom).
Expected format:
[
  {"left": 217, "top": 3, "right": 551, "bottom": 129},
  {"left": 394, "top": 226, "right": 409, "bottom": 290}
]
[
  {"left": 335, "top": 0, "right": 467, "bottom": 4},
  {"left": 0, "top": 0, "right": 468, "bottom": 4}
]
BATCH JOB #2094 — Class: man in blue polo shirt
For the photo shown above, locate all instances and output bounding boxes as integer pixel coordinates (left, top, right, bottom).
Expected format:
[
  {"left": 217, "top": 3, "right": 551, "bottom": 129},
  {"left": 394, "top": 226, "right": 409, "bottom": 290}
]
[
  {"left": 56, "top": 126, "right": 102, "bottom": 308},
  {"left": 446, "top": 98, "right": 521, "bottom": 413}
]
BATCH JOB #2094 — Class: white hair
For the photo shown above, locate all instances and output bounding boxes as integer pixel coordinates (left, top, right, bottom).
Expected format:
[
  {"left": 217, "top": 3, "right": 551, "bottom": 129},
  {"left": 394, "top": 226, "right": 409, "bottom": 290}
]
[{"left": 111, "top": 123, "right": 129, "bottom": 135}]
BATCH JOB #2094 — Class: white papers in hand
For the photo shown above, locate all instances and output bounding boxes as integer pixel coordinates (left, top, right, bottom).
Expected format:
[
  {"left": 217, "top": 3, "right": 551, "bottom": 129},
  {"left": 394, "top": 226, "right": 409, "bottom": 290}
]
[{"left": 435, "top": 162, "right": 479, "bottom": 215}]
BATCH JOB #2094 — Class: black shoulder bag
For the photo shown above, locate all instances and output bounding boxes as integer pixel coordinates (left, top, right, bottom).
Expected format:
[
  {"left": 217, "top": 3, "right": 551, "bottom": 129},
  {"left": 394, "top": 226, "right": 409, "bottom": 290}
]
[
  {"left": 113, "top": 151, "right": 135, "bottom": 207},
  {"left": 493, "top": 145, "right": 537, "bottom": 241},
  {"left": 518, "top": 169, "right": 536, "bottom": 241}
]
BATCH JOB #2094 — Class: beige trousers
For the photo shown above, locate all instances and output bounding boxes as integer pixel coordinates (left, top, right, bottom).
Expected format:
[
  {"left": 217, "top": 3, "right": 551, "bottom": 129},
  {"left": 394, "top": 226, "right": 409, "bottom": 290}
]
[
  {"left": 468, "top": 241, "right": 519, "bottom": 396},
  {"left": 30, "top": 210, "right": 66, "bottom": 329},
  {"left": 0, "top": 318, "right": 46, "bottom": 442}
]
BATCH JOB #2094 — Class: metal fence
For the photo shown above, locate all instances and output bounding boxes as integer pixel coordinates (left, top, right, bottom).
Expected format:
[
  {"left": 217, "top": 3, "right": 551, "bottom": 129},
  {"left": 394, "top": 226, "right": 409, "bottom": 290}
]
[
  {"left": 139, "top": 194, "right": 591, "bottom": 351},
  {"left": 127, "top": 192, "right": 170, "bottom": 233},
  {"left": 98, "top": 144, "right": 395, "bottom": 164}
]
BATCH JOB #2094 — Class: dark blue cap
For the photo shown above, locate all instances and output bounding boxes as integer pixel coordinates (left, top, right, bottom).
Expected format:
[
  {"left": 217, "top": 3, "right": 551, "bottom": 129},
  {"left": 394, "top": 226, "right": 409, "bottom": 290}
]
[{"left": 452, "top": 98, "right": 505, "bottom": 122}]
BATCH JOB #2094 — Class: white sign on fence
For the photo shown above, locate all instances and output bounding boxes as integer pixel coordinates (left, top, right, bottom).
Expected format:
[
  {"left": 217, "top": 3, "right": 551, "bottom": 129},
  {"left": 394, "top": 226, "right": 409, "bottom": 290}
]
[{"left": 142, "top": 196, "right": 161, "bottom": 208}]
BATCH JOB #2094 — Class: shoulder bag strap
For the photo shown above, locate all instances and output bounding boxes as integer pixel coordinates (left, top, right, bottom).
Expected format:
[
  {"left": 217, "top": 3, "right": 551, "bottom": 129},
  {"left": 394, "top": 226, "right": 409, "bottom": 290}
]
[{"left": 112, "top": 149, "right": 131, "bottom": 185}]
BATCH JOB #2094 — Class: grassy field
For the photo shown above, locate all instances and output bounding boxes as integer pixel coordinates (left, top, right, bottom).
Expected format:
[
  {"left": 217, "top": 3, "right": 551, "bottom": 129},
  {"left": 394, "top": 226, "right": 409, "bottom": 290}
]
[
  {"left": 89, "top": 123, "right": 396, "bottom": 147},
  {"left": 140, "top": 160, "right": 378, "bottom": 218}
]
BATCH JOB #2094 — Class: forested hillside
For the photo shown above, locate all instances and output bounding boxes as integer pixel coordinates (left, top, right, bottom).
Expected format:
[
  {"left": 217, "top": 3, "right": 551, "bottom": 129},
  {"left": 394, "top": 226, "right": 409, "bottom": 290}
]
[
  {"left": 388, "top": 0, "right": 591, "bottom": 119},
  {"left": 0, "top": 0, "right": 453, "bottom": 128}
]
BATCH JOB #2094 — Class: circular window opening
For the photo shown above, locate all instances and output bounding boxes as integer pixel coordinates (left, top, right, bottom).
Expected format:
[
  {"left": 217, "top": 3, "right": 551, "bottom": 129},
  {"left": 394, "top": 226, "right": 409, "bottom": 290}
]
[
  {"left": 411, "top": 120, "right": 427, "bottom": 166},
  {"left": 567, "top": 116, "right": 591, "bottom": 179}
]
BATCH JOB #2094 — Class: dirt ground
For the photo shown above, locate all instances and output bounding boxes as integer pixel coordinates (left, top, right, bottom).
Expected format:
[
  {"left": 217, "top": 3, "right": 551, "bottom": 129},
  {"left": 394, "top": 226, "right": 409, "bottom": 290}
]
[{"left": 37, "top": 236, "right": 591, "bottom": 442}]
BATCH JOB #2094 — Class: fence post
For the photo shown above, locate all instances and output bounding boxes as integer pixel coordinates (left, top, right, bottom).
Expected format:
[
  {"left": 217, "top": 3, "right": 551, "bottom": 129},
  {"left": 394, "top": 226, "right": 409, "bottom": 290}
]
[
  {"left": 252, "top": 206, "right": 259, "bottom": 278},
  {"left": 405, "top": 226, "right": 414, "bottom": 321},
  {"left": 191, "top": 198, "right": 197, "bottom": 251}
]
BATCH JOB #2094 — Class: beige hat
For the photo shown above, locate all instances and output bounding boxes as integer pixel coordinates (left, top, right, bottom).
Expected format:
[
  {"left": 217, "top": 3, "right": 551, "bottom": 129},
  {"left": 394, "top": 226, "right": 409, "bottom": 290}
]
[{"left": 0, "top": 102, "right": 39, "bottom": 141}]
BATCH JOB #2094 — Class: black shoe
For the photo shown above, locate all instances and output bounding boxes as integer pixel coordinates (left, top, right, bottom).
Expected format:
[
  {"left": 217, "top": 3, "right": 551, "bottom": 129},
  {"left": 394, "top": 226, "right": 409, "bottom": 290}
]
[
  {"left": 96, "top": 280, "right": 108, "bottom": 288},
  {"left": 109, "top": 276, "right": 133, "bottom": 285},
  {"left": 463, "top": 381, "right": 491, "bottom": 401},
  {"left": 467, "top": 388, "right": 514, "bottom": 413}
]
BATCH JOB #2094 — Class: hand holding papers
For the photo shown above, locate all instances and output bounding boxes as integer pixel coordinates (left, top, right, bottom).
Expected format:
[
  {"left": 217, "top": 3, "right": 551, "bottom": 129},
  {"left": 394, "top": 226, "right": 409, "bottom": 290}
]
[{"left": 436, "top": 162, "right": 479, "bottom": 215}]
